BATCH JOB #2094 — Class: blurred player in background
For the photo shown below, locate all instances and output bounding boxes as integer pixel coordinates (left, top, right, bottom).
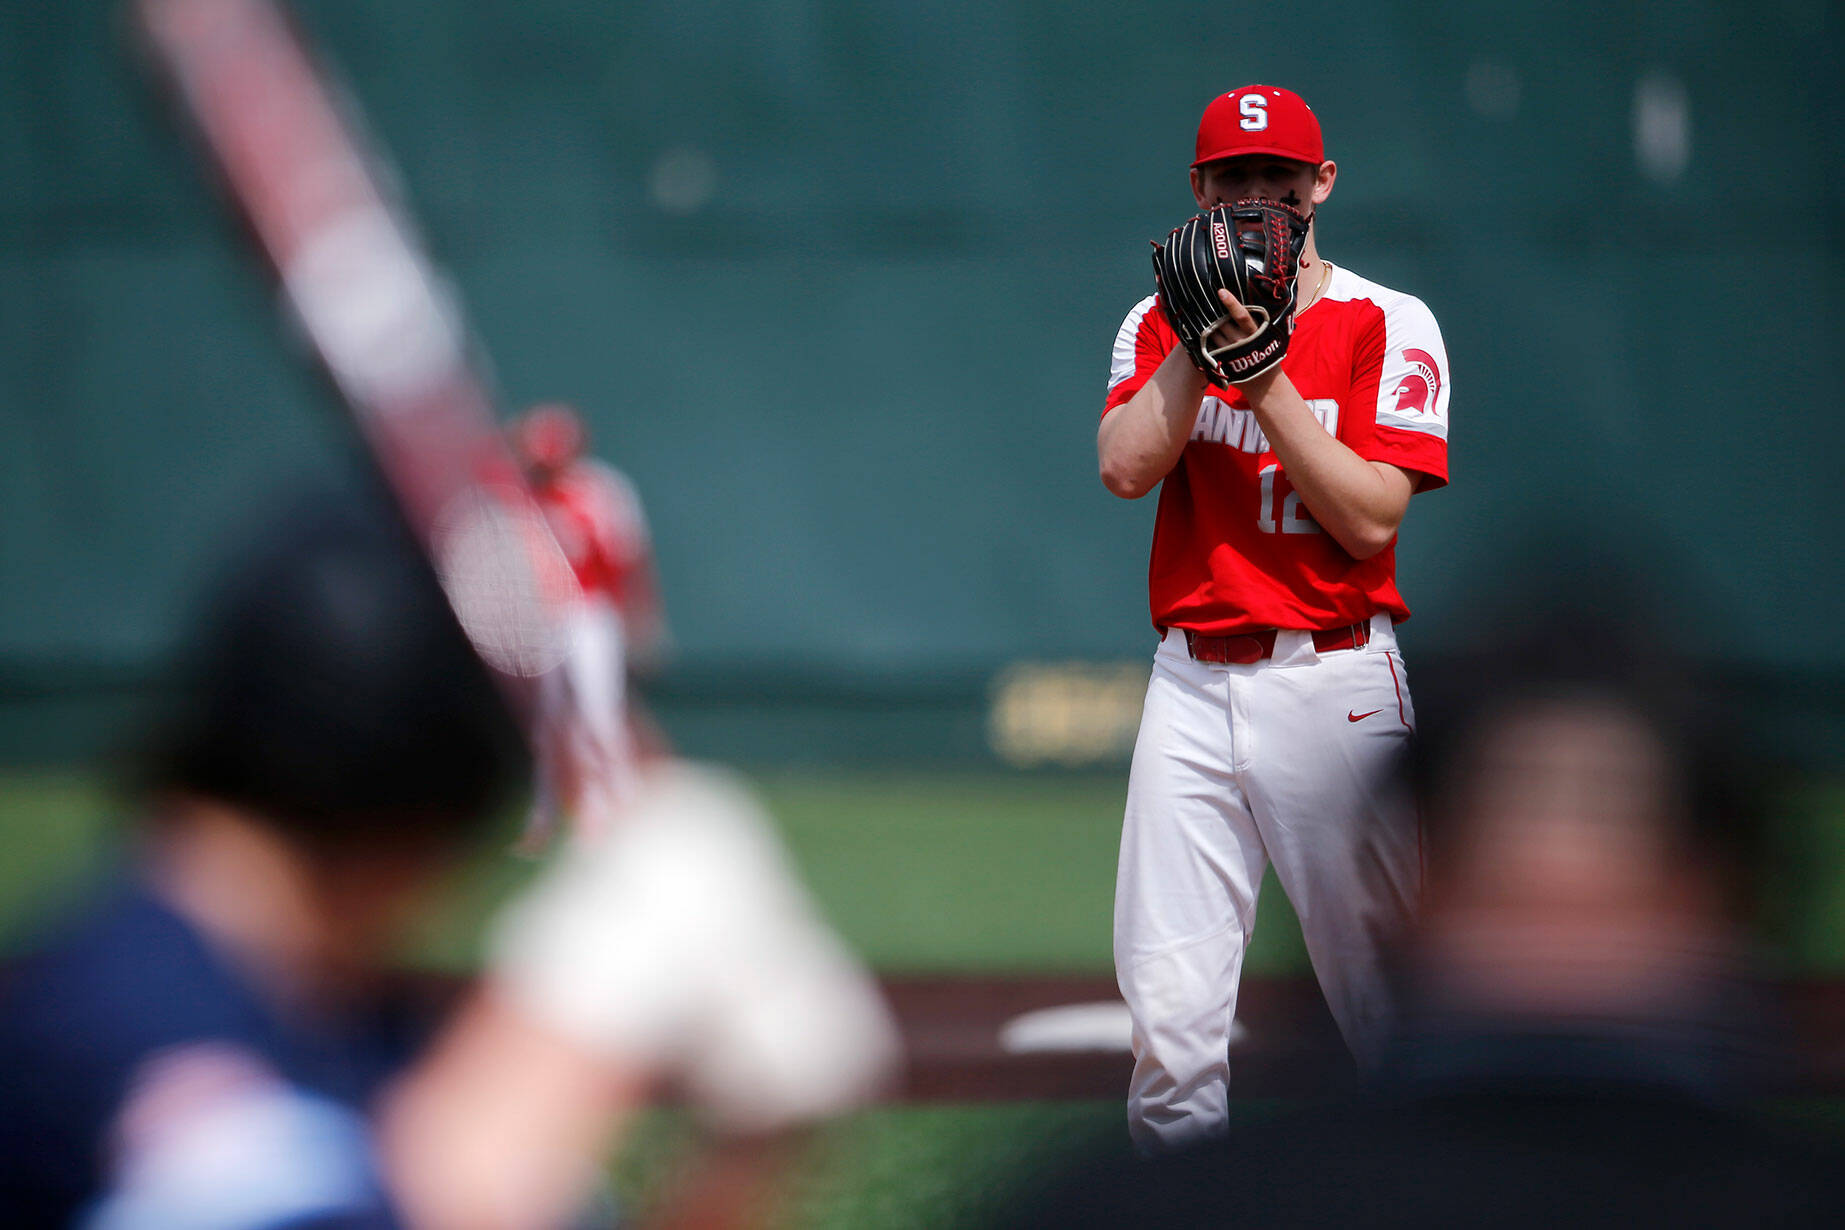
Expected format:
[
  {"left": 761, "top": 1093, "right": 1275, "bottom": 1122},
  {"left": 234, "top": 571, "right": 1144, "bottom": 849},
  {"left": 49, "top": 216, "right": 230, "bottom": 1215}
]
[
  {"left": 0, "top": 480, "right": 897, "bottom": 1228},
  {"left": 511, "top": 402, "right": 666, "bottom": 843},
  {"left": 434, "top": 402, "right": 899, "bottom": 1226},
  {"left": 1097, "top": 84, "right": 1450, "bottom": 1151}
]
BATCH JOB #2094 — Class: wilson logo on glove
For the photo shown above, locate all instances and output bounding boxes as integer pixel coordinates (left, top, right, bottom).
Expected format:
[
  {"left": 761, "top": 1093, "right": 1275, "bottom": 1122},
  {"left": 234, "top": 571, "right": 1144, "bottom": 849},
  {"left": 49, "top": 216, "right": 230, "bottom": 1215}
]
[{"left": 1228, "top": 336, "right": 1283, "bottom": 374}]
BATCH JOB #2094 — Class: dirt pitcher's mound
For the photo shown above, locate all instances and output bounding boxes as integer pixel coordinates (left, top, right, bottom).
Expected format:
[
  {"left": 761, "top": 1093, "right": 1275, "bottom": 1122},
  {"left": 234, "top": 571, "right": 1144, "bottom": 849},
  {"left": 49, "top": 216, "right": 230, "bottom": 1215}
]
[
  {"left": 886, "top": 974, "right": 1352, "bottom": 1101},
  {"left": 881, "top": 975, "right": 1845, "bottom": 1102}
]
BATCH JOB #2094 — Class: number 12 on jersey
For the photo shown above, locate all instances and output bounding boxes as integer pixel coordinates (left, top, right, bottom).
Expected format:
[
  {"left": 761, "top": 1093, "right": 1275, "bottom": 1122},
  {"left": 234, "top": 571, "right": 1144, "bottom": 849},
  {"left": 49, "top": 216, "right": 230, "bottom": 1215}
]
[{"left": 1257, "top": 464, "right": 1321, "bottom": 535}]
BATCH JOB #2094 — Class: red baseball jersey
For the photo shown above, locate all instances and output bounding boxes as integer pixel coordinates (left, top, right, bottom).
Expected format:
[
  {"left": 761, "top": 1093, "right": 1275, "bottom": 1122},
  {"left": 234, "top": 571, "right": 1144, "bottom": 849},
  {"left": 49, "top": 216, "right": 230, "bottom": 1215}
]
[
  {"left": 531, "top": 459, "right": 659, "bottom": 626},
  {"left": 1103, "top": 264, "right": 1450, "bottom": 635}
]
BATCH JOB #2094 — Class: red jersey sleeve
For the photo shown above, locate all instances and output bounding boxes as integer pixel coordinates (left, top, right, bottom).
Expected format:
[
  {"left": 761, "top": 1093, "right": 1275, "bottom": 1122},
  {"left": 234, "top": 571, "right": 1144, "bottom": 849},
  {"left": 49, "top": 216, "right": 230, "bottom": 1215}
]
[
  {"left": 1349, "top": 292, "right": 1450, "bottom": 489},
  {"left": 1102, "top": 296, "right": 1172, "bottom": 416}
]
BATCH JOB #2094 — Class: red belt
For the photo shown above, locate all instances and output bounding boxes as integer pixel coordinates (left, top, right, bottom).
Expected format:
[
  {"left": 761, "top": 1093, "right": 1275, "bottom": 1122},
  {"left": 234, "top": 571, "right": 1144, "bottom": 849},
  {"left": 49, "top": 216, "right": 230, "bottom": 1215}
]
[{"left": 1181, "top": 621, "right": 1371, "bottom": 665}]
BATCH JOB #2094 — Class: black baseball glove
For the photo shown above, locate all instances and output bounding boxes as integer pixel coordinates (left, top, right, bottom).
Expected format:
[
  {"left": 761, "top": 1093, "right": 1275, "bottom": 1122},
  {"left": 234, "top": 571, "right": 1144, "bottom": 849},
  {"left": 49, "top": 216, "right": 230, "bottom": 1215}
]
[{"left": 1151, "top": 199, "right": 1310, "bottom": 386}]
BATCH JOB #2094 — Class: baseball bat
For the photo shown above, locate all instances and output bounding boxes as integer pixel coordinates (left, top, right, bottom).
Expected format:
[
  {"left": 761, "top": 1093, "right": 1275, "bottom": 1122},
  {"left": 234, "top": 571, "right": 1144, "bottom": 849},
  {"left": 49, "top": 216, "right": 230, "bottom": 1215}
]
[{"left": 131, "top": 0, "right": 610, "bottom": 846}]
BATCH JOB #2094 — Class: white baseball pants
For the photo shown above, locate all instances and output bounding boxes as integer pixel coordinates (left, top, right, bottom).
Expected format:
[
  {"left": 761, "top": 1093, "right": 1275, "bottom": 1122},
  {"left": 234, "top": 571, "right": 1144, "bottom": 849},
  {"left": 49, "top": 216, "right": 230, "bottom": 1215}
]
[
  {"left": 529, "top": 596, "right": 636, "bottom": 843},
  {"left": 1115, "top": 614, "right": 1421, "bottom": 1153}
]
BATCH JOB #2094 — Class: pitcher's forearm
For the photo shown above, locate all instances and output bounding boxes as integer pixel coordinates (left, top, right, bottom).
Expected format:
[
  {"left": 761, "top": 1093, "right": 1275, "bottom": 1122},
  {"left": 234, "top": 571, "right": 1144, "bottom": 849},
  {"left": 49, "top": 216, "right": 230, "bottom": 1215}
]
[
  {"left": 1242, "top": 368, "right": 1413, "bottom": 559},
  {"left": 1099, "top": 350, "right": 1211, "bottom": 499}
]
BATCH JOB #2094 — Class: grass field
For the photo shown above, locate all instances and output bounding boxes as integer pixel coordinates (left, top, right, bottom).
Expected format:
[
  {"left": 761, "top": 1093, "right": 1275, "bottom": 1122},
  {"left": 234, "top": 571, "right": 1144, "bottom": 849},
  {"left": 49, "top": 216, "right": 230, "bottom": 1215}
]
[
  {"left": 7, "top": 765, "right": 1844, "bottom": 971},
  {"left": 610, "top": 1101, "right": 1131, "bottom": 1228},
  {"left": 0, "top": 766, "right": 1320, "bottom": 975}
]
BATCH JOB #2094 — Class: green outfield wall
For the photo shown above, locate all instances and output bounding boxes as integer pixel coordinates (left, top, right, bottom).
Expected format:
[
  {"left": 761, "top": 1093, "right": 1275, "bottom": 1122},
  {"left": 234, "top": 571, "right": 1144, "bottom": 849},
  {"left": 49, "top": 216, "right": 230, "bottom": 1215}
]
[{"left": 4, "top": 1, "right": 1842, "bottom": 763}]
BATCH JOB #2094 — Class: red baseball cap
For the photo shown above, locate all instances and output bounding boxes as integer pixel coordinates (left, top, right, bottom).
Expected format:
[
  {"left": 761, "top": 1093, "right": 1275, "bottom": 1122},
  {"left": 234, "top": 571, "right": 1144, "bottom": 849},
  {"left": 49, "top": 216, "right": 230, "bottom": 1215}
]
[
  {"left": 1193, "top": 85, "right": 1324, "bottom": 167},
  {"left": 515, "top": 403, "right": 585, "bottom": 469}
]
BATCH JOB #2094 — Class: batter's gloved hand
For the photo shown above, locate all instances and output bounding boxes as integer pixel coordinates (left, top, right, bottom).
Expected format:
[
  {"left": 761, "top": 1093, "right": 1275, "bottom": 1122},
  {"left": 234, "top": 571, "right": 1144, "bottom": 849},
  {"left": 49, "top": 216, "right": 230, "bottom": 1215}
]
[{"left": 1151, "top": 199, "right": 1310, "bottom": 385}]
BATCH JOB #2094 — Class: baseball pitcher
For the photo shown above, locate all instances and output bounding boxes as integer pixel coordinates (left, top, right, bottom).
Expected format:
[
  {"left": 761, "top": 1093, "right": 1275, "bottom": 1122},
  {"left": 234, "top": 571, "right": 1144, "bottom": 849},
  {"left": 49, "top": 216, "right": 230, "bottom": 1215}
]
[
  {"left": 511, "top": 402, "right": 666, "bottom": 843},
  {"left": 1097, "top": 85, "right": 1451, "bottom": 1152}
]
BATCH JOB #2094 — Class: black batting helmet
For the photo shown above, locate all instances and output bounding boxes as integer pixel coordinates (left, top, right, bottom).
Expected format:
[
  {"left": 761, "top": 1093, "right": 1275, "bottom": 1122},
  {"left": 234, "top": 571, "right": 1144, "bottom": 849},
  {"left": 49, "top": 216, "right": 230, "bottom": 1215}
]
[{"left": 146, "top": 478, "right": 531, "bottom": 854}]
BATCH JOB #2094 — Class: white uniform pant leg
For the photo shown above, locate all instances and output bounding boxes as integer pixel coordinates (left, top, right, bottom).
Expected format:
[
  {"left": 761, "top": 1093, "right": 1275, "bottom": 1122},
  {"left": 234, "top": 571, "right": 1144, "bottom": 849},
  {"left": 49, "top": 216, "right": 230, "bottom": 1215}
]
[
  {"left": 564, "top": 598, "right": 628, "bottom": 764},
  {"left": 1115, "top": 639, "right": 1268, "bottom": 1154},
  {"left": 1243, "top": 620, "right": 1421, "bottom": 1067},
  {"left": 531, "top": 598, "right": 634, "bottom": 841}
]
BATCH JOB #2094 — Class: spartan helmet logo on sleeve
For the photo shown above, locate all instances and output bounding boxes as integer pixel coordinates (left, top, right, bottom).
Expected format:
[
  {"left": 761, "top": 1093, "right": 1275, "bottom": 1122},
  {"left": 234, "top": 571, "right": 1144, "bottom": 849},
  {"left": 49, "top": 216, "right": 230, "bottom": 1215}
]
[{"left": 1391, "top": 348, "right": 1441, "bottom": 416}]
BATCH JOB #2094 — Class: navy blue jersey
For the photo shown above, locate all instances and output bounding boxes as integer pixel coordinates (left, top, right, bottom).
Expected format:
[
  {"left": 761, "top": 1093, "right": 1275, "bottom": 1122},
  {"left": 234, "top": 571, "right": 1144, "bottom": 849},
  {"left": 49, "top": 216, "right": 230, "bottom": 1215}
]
[{"left": 0, "top": 877, "right": 423, "bottom": 1226}]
